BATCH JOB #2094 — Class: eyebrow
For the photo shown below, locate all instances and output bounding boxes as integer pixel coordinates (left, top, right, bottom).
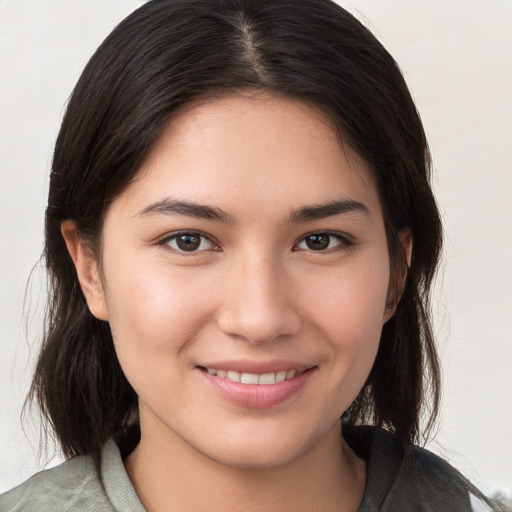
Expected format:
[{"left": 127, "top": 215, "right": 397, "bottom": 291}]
[
  {"left": 137, "top": 199, "right": 234, "bottom": 223},
  {"left": 137, "top": 197, "right": 370, "bottom": 223},
  {"left": 288, "top": 199, "right": 370, "bottom": 223}
]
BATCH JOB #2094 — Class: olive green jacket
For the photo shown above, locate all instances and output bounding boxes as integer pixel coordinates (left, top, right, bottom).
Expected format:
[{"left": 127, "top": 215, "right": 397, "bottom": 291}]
[{"left": 0, "top": 426, "right": 489, "bottom": 511}]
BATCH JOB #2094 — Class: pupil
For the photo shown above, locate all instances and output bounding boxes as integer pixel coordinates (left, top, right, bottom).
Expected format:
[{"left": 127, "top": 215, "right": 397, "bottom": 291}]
[
  {"left": 177, "top": 234, "right": 200, "bottom": 251},
  {"left": 306, "top": 234, "right": 329, "bottom": 250}
]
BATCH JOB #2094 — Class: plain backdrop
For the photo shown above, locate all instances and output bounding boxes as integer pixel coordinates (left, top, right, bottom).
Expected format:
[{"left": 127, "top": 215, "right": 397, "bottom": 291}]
[{"left": 1, "top": 0, "right": 511, "bottom": 497}]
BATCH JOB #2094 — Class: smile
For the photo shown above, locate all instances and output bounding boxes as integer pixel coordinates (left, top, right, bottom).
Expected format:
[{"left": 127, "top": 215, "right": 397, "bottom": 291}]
[
  {"left": 205, "top": 368, "right": 297, "bottom": 385},
  {"left": 199, "top": 365, "right": 315, "bottom": 409}
]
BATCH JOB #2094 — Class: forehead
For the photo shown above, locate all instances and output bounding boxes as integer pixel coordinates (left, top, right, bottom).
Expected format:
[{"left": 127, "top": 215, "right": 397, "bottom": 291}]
[{"left": 112, "top": 92, "right": 381, "bottom": 221}]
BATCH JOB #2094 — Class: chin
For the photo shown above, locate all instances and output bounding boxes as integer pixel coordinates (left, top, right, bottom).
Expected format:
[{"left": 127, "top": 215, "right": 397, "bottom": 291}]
[
  {"left": 205, "top": 440, "right": 306, "bottom": 470},
  {"left": 195, "top": 418, "right": 340, "bottom": 470}
]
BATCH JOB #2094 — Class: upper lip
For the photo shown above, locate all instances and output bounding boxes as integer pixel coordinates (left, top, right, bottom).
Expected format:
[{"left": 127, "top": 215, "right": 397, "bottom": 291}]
[{"left": 197, "top": 360, "right": 315, "bottom": 374}]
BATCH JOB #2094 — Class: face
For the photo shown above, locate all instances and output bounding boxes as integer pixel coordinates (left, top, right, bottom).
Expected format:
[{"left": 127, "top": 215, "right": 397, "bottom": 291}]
[{"left": 72, "top": 93, "right": 399, "bottom": 468}]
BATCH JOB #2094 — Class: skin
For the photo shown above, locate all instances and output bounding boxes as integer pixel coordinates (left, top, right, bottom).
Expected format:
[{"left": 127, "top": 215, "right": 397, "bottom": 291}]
[{"left": 63, "top": 92, "right": 411, "bottom": 512}]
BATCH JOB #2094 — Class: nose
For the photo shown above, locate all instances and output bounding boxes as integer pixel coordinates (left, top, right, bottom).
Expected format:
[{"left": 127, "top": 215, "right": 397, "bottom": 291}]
[{"left": 217, "top": 254, "right": 301, "bottom": 345}]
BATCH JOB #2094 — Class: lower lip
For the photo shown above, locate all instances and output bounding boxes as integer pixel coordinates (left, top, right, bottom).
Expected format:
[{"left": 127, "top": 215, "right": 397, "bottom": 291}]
[{"left": 199, "top": 368, "right": 315, "bottom": 409}]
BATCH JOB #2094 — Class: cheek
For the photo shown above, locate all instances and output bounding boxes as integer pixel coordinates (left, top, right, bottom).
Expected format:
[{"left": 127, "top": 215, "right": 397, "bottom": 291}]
[
  {"left": 101, "top": 255, "right": 218, "bottom": 372},
  {"left": 307, "top": 253, "right": 390, "bottom": 336},
  {"left": 302, "top": 253, "right": 389, "bottom": 392}
]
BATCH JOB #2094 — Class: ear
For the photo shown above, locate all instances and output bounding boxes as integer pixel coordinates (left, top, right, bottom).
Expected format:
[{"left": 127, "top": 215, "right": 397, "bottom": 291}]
[
  {"left": 383, "top": 229, "right": 413, "bottom": 322},
  {"left": 398, "top": 229, "right": 413, "bottom": 268},
  {"left": 61, "top": 220, "right": 109, "bottom": 321}
]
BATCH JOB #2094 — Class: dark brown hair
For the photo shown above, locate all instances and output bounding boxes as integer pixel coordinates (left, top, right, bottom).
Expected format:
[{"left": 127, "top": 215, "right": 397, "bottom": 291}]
[{"left": 32, "top": 0, "right": 442, "bottom": 463}]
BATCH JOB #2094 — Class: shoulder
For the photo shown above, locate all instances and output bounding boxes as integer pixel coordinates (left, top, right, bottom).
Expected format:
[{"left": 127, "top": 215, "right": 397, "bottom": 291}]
[
  {"left": 0, "top": 435, "right": 144, "bottom": 512},
  {"left": 398, "top": 439, "right": 475, "bottom": 509},
  {"left": 0, "top": 450, "right": 111, "bottom": 512},
  {"left": 345, "top": 426, "right": 491, "bottom": 512}
]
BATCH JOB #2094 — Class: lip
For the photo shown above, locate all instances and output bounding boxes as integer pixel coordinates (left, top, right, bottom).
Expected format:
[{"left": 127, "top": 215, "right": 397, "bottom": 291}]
[{"left": 197, "top": 362, "right": 316, "bottom": 409}]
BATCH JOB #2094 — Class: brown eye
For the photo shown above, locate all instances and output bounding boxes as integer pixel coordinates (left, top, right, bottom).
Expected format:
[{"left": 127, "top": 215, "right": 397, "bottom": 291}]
[
  {"left": 304, "top": 234, "right": 331, "bottom": 250},
  {"left": 176, "top": 234, "right": 201, "bottom": 251},
  {"left": 165, "top": 232, "right": 216, "bottom": 252},
  {"left": 296, "top": 232, "right": 350, "bottom": 252}
]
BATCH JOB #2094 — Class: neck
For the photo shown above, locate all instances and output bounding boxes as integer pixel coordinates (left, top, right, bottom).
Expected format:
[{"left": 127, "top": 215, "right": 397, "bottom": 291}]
[{"left": 124, "top": 414, "right": 365, "bottom": 512}]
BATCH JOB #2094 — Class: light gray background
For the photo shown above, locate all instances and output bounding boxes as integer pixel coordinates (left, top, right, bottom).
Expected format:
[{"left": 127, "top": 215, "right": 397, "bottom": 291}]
[{"left": 1, "top": 0, "right": 511, "bottom": 497}]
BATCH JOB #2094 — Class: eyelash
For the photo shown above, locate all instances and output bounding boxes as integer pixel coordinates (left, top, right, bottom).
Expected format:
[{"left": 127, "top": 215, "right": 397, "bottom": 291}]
[
  {"left": 157, "top": 230, "right": 354, "bottom": 255},
  {"left": 294, "top": 231, "right": 354, "bottom": 253},
  {"left": 157, "top": 230, "right": 220, "bottom": 254}
]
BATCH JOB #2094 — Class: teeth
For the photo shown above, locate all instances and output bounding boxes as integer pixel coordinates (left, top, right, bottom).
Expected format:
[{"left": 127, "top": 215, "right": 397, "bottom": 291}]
[
  {"left": 205, "top": 368, "right": 299, "bottom": 385},
  {"left": 276, "top": 371, "right": 287, "bottom": 383},
  {"left": 241, "top": 372, "right": 259, "bottom": 384},
  {"left": 258, "top": 372, "right": 276, "bottom": 385},
  {"left": 226, "top": 371, "right": 241, "bottom": 382}
]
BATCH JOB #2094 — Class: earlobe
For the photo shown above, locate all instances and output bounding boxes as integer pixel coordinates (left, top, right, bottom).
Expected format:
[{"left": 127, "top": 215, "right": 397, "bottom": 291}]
[{"left": 61, "top": 220, "right": 109, "bottom": 321}]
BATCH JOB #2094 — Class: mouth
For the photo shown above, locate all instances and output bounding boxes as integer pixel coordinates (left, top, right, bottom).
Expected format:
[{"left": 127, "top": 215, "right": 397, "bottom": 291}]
[
  {"left": 201, "top": 367, "right": 300, "bottom": 385},
  {"left": 198, "top": 365, "right": 316, "bottom": 408}
]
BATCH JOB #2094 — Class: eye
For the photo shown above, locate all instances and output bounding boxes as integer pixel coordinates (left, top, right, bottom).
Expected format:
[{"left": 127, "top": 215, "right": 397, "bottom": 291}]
[
  {"left": 162, "top": 231, "right": 218, "bottom": 253},
  {"left": 295, "top": 232, "right": 350, "bottom": 252}
]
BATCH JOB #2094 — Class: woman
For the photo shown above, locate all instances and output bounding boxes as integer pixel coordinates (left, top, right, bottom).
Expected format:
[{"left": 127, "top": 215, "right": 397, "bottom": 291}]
[{"left": 0, "top": 0, "right": 498, "bottom": 510}]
